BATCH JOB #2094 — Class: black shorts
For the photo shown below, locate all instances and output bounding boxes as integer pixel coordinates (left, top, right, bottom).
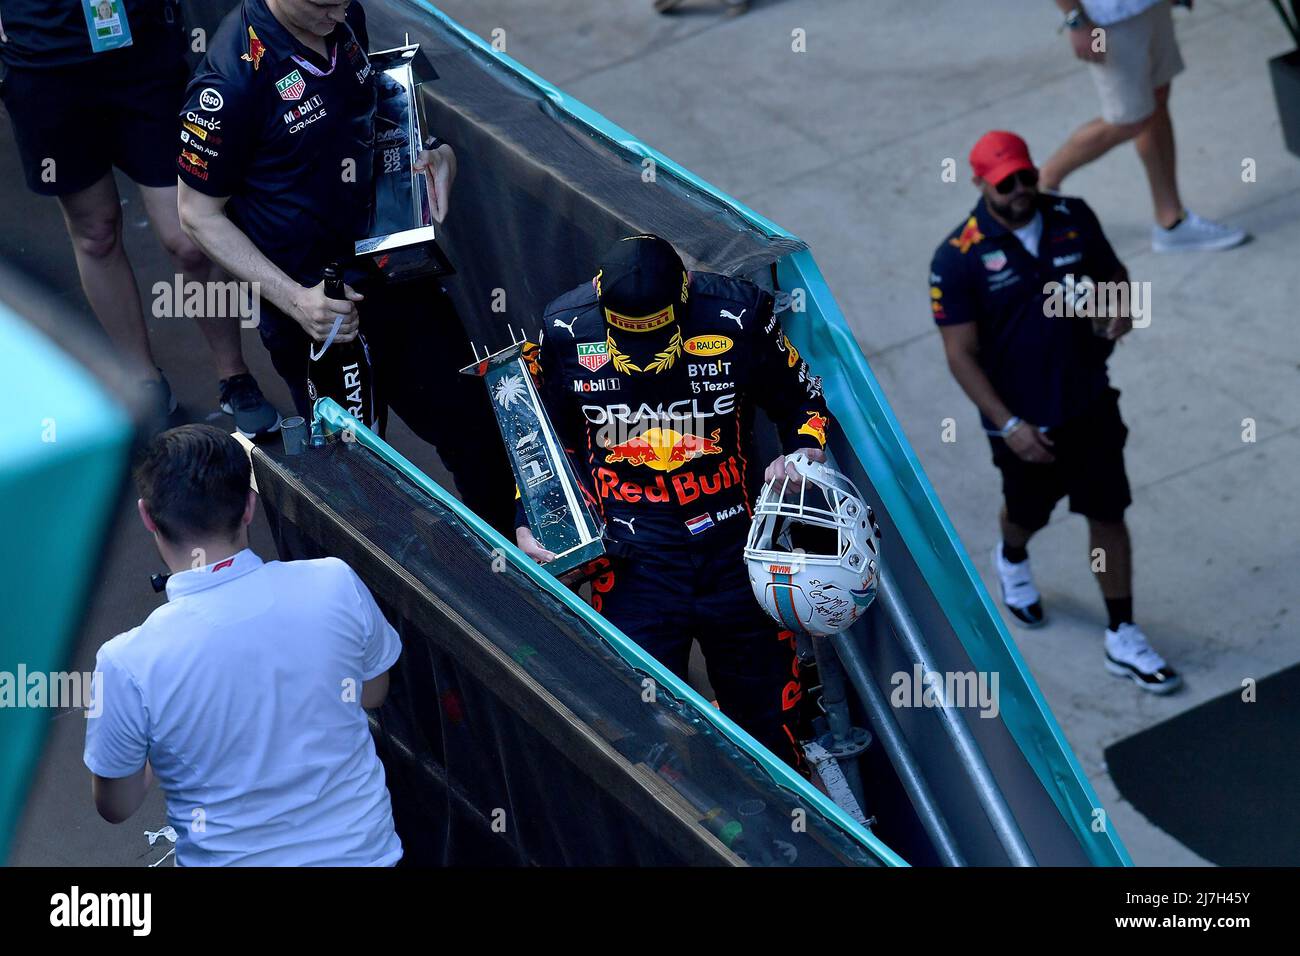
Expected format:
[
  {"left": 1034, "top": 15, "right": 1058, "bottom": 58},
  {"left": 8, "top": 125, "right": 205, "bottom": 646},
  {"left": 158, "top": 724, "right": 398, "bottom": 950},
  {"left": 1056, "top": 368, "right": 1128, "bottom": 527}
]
[
  {"left": 989, "top": 387, "right": 1132, "bottom": 528},
  {"left": 0, "top": 43, "right": 188, "bottom": 196}
]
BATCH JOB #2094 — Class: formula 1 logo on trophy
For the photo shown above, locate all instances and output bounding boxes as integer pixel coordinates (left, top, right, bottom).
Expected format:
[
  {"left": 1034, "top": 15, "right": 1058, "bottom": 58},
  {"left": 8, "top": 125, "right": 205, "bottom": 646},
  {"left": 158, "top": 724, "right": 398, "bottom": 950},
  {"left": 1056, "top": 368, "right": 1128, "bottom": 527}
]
[
  {"left": 353, "top": 41, "right": 454, "bottom": 284},
  {"left": 460, "top": 330, "right": 605, "bottom": 577}
]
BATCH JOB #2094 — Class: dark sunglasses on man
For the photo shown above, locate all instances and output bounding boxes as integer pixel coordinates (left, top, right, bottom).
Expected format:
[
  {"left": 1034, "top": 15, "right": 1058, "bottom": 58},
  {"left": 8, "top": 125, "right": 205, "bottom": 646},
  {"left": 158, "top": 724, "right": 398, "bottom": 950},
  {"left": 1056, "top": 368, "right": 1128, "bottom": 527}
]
[{"left": 994, "top": 168, "right": 1039, "bottom": 194}]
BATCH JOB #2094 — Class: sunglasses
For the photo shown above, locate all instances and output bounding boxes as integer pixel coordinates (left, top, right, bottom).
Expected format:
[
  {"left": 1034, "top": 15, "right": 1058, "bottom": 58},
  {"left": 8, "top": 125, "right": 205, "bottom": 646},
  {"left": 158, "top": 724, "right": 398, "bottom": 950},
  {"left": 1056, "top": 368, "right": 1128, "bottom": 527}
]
[{"left": 994, "top": 169, "right": 1038, "bottom": 194}]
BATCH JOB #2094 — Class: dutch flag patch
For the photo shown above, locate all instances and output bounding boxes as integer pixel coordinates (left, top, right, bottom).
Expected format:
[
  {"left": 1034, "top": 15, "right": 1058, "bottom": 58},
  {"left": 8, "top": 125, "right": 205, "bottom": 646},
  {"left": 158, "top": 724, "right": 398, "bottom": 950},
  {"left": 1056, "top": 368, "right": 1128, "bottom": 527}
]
[{"left": 685, "top": 514, "right": 715, "bottom": 535}]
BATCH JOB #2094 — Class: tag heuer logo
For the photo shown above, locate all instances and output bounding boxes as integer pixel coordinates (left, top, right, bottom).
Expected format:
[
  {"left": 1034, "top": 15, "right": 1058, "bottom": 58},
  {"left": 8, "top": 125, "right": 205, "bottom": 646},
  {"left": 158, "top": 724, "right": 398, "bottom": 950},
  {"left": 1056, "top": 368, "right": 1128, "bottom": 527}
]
[
  {"left": 577, "top": 341, "right": 610, "bottom": 372},
  {"left": 981, "top": 250, "right": 1008, "bottom": 272},
  {"left": 276, "top": 70, "right": 307, "bottom": 102}
]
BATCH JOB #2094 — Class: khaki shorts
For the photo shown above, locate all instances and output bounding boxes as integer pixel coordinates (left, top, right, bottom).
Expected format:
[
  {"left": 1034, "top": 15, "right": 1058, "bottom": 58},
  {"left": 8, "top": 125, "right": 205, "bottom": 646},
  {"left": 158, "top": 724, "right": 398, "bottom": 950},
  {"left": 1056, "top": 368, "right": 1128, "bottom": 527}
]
[{"left": 1088, "top": 1, "right": 1185, "bottom": 125}]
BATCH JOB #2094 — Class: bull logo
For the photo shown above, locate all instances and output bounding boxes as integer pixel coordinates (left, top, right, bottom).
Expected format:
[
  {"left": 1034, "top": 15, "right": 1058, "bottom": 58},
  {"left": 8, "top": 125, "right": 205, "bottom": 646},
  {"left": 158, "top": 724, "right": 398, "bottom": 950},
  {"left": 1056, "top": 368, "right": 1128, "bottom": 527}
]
[
  {"left": 241, "top": 27, "right": 267, "bottom": 71},
  {"left": 948, "top": 216, "right": 984, "bottom": 254},
  {"left": 603, "top": 427, "right": 723, "bottom": 472},
  {"left": 798, "top": 411, "right": 829, "bottom": 447}
]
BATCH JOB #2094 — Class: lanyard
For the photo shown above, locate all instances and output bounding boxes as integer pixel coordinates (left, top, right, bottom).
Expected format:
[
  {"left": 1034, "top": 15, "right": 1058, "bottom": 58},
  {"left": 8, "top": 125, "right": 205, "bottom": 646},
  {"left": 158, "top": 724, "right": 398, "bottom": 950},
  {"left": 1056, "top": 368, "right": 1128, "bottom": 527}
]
[{"left": 290, "top": 21, "right": 360, "bottom": 77}]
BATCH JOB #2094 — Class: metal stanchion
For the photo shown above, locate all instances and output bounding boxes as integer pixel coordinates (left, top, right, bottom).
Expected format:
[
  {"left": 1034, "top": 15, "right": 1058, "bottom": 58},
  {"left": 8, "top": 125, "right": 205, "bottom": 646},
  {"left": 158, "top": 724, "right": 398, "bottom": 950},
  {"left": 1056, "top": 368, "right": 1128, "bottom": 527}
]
[
  {"left": 876, "top": 566, "right": 1037, "bottom": 866},
  {"left": 829, "top": 613, "right": 967, "bottom": 867}
]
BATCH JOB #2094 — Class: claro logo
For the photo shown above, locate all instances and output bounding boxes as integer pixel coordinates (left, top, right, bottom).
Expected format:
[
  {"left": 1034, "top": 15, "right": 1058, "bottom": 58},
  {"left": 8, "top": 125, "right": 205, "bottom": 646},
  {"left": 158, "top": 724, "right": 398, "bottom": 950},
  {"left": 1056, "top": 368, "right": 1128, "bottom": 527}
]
[{"left": 684, "top": 334, "right": 732, "bottom": 356}]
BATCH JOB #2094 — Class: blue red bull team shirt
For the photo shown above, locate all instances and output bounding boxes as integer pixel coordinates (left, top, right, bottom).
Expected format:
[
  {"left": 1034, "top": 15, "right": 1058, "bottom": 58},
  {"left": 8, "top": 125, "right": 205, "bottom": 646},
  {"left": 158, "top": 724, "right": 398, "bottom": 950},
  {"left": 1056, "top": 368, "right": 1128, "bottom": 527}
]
[
  {"left": 176, "top": 0, "right": 377, "bottom": 287},
  {"left": 83, "top": 549, "right": 403, "bottom": 866},
  {"left": 928, "top": 193, "right": 1126, "bottom": 430}
]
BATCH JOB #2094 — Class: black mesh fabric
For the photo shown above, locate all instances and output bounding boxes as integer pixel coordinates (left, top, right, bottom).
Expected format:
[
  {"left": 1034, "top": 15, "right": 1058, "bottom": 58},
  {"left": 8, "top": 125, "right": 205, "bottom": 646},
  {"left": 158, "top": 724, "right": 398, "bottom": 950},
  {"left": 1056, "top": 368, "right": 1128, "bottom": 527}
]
[
  {"left": 253, "top": 439, "right": 880, "bottom": 867},
  {"left": 362, "top": 0, "right": 807, "bottom": 352}
]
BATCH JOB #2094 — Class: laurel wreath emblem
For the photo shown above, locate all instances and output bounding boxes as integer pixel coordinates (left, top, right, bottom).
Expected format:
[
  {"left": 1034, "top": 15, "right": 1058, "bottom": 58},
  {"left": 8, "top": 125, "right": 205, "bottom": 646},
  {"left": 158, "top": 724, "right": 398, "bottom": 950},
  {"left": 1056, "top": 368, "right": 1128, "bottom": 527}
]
[{"left": 606, "top": 328, "right": 682, "bottom": 375}]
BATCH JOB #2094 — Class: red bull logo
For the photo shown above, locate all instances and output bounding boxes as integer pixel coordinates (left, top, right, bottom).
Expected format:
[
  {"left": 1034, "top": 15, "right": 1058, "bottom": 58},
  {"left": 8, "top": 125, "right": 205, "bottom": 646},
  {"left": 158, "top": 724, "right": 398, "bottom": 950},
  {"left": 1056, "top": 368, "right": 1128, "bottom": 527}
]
[
  {"left": 603, "top": 435, "right": 658, "bottom": 466},
  {"left": 241, "top": 27, "right": 267, "bottom": 70},
  {"left": 595, "top": 455, "right": 744, "bottom": 507},
  {"left": 783, "top": 335, "right": 800, "bottom": 368},
  {"left": 668, "top": 428, "right": 722, "bottom": 462},
  {"left": 180, "top": 150, "right": 208, "bottom": 170},
  {"left": 603, "top": 427, "right": 722, "bottom": 472},
  {"left": 798, "top": 411, "right": 829, "bottom": 446},
  {"left": 522, "top": 341, "right": 542, "bottom": 378},
  {"left": 948, "top": 216, "right": 984, "bottom": 254}
]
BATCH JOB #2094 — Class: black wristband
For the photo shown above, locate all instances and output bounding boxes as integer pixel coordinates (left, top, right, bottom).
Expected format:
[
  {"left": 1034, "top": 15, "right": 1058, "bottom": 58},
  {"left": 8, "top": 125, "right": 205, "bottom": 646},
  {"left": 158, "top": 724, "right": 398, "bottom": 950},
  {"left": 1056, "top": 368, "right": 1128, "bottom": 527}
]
[{"left": 424, "top": 136, "right": 447, "bottom": 152}]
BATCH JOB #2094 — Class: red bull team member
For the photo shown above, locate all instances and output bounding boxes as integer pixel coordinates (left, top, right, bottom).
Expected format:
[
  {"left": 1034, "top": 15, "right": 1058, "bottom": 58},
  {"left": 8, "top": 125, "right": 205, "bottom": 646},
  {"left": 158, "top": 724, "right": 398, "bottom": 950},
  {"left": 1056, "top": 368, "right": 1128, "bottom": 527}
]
[
  {"left": 174, "top": 0, "right": 514, "bottom": 532},
  {"left": 515, "top": 235, "right": 831, "bottom": 767},
  {"left": 930, "top": 130, "right": 1179, "bottom": 694}
]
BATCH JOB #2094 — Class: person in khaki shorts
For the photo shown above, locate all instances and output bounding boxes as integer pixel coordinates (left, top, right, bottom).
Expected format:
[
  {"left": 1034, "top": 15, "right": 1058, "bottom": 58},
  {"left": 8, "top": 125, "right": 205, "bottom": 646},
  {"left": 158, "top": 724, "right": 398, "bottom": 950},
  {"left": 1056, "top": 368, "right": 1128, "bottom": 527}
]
[{"left": 1040, "top": 1, "right": 1248, "bottom": 253}]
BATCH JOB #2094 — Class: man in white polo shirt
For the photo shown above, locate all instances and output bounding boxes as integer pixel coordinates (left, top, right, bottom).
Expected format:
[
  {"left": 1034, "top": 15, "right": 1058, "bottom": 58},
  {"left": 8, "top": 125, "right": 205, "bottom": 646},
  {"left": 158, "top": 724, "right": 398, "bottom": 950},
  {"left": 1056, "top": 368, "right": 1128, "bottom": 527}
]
[{"left": 85, "top": 424, "right": 402, "bottom": 866}]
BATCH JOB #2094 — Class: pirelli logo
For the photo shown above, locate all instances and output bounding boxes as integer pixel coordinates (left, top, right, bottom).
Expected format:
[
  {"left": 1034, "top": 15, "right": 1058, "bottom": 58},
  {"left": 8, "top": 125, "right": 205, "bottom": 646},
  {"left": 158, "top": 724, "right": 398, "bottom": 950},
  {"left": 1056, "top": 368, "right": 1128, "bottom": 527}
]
[
  {"left": 603, "top": 304, "right": 674, "bottom": 333},
  {"left": 182, "top": 121, "right": 208, "bottom": 141}
]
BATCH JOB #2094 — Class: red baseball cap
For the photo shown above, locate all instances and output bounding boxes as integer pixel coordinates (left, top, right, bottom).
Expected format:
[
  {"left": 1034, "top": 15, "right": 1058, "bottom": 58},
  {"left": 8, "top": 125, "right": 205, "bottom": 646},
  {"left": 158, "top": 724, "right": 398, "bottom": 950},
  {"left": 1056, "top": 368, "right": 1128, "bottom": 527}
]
[{"left": 969, "top": 130, "right": 1035, "bottom": 185}]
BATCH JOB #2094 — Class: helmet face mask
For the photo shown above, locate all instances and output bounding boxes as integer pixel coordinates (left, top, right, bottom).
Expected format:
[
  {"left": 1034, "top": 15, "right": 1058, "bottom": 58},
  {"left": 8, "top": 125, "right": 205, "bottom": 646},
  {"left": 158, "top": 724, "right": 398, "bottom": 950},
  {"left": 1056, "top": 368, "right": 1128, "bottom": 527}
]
[{"left": 744, "top": 455, "right": 882, "bottom": 635}]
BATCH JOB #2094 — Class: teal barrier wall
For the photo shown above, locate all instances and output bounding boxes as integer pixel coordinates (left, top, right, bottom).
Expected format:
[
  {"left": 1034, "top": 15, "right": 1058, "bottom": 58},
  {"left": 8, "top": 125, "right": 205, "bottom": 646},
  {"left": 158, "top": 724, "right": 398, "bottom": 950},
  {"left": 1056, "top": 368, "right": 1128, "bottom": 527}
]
[{"left": 1, "top": 308, "right": 134, "bottom": 862}]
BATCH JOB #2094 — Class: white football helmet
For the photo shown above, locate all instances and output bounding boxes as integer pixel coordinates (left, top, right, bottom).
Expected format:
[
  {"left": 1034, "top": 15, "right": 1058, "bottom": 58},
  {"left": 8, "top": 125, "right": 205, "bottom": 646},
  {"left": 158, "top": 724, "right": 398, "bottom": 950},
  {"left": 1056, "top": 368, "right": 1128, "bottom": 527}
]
[{"left": 744, "top": 453, "right": 882, "bottom": 635}]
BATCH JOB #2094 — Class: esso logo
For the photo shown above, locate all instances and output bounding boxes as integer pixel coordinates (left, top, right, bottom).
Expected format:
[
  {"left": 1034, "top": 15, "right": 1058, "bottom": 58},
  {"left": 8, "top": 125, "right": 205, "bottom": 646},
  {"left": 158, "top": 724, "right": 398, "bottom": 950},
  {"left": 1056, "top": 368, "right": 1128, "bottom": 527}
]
[{"left": 199, "top": 88, "right": 225, "bottom": 112}]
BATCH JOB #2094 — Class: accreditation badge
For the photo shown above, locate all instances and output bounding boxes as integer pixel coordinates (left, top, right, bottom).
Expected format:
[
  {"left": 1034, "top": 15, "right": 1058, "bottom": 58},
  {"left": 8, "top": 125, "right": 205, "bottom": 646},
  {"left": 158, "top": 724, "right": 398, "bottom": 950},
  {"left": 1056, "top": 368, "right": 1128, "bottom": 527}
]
[{"left": 81, "top": 0, "right": 134, "bottom": 55}]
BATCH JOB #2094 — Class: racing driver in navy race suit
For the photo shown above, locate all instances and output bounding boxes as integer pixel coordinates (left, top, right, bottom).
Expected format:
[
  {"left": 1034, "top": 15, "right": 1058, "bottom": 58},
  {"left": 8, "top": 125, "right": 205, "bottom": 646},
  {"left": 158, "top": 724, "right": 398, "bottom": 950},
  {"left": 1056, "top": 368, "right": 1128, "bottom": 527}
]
[{"left": 515, "top": 235, "right": 832, "bottom": 768}]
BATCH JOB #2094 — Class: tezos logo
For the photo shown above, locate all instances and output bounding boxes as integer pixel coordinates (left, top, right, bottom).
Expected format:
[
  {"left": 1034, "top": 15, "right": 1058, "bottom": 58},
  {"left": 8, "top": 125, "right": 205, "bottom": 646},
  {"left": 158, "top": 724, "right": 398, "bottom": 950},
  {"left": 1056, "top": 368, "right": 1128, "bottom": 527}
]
[{"left": 199, "top": 88, "right": 225, "bottom": 112}]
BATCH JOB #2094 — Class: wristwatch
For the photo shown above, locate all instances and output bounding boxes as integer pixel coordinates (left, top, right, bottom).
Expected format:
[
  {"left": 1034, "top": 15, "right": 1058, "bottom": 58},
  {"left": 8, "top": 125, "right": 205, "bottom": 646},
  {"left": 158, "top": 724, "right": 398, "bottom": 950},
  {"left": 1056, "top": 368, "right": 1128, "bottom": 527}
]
[{"left": 1059, "top": 7, "right": 1085, "bottom": 32}]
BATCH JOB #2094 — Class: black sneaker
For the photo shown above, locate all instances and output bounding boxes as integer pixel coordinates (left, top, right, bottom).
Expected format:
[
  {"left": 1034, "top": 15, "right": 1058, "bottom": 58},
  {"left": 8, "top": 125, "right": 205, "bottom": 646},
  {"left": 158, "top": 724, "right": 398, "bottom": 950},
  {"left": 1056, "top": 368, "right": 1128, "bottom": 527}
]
[{"left": 219, "top": 373, "right": 281, "bottom": 438}]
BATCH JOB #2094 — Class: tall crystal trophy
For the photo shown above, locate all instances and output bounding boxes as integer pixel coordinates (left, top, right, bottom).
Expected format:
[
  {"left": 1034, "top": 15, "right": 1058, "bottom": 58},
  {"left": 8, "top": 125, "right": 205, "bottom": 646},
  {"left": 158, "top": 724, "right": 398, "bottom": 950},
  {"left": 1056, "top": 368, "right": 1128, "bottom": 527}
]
[
  {"left": 354, "top": 42, "right": 454, "bottom": 284},
  {"left": 460, "top": 333, "right": 605, "bottom": 577}
]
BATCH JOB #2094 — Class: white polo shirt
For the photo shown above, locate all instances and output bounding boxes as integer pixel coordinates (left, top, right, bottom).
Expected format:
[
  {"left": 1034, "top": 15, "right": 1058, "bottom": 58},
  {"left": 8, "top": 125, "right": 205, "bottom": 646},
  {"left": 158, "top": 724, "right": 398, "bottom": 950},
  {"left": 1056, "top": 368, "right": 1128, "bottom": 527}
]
[{"left": 84, "top": 549, "right": 403, "bottom": 867}]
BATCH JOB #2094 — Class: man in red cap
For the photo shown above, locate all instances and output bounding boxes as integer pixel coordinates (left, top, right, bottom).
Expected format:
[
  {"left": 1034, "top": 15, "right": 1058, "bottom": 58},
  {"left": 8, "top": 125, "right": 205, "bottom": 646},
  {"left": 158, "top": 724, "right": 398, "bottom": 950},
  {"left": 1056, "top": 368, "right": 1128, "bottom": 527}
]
[
  {"left": 514, "top": 234, "right": 833, "bottom": 767},
  {"left": 928, "top": 130, "right": 1181, "bottom": 695}
]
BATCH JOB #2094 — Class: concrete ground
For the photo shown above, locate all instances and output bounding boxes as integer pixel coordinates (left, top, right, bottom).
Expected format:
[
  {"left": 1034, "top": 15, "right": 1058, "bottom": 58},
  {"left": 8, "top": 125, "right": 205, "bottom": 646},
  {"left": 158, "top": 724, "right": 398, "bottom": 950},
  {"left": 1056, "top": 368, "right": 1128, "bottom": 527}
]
[{"left": 7, "top": 0, "right": 1298, "bottom": 865}]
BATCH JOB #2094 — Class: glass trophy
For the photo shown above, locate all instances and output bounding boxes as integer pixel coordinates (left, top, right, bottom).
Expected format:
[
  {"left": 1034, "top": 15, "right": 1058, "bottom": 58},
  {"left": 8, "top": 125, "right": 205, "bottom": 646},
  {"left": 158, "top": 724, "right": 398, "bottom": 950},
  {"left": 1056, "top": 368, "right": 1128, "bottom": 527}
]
[
  {"left": 460, "top": 333, "right": 605, "bottom": 577},
  {"left": 354, "top": 43, "right": 454, "bottom": 285}
]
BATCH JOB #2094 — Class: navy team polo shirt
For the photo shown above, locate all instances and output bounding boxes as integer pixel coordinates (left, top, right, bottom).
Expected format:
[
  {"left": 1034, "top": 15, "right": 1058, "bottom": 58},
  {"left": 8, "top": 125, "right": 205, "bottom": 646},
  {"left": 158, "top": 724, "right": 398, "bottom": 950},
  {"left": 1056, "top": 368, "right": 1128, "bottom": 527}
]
[
  {"left": 929, "top": 193, "right": 1126, "bottom": 430},
  {"left": 177, "top": 0, "right": 378, "bottom": 287}
]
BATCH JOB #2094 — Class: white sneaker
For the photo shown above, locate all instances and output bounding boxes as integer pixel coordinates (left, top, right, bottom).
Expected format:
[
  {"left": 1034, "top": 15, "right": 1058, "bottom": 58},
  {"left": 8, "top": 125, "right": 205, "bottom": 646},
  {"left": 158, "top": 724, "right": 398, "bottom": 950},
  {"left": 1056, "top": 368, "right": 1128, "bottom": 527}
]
[
  {"left": 1104, "top": 622, "right": 1182, "bottom": 694},
  {"left": 992, "top": 542, "right": 1046, "bottom": 627},
  {"left": 1152, "top": 210, "right": 1248, "bottom": 253}
]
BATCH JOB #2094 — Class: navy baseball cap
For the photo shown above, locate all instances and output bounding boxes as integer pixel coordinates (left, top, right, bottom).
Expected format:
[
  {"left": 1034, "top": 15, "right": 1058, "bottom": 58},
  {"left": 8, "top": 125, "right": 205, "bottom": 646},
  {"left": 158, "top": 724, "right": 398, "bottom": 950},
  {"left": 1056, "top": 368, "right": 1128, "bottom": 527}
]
[{"left": 596, "top": 235, "right": 688, "bottom": 332}]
